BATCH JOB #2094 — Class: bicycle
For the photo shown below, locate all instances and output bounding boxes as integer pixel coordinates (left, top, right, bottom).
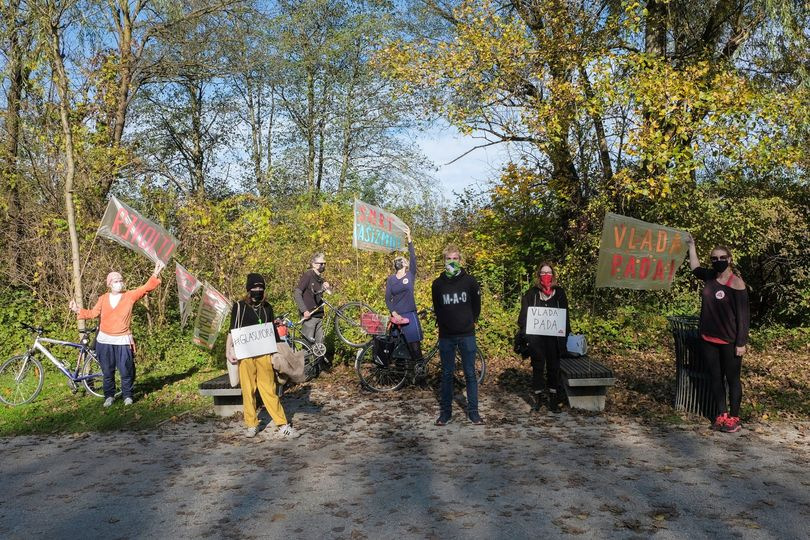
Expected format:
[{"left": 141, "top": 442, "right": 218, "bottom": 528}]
[
  {"left": 274, "top": 313, "right": 326, "bottom": 381},
  {"left": 354, "top": 309, "right": 487, "bottom": 392},
  {"left": 0, "top": 323, "right": 104, "bottom": 406},
  {"left": 307, "top": 289, "right": 382, "bottom": 349}
]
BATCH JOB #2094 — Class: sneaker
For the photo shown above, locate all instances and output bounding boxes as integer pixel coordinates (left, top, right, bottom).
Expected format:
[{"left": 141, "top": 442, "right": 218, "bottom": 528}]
[
  {"left": 721, "top": 416, "right": 742, "bottom": 433},
  {"left": 469, "top": 413, "right": 485, "bottom": 425},
  {"left": 274, "top": 424, "right": 301, "bottom": 439},
  {"left": 245, "top": 426, "right": 258, "bottom": 438},
  {"left": 435, "top": 415, "right": 451, "bottom": 426},
  {"left": 711, "top": 412, "right": 729, "bottom": 431},
  {"left": 103, "top": 397, "right": 114, "bottom": 408},
  {"left": 124, "top": 397, "right": 133, "bottom": 406}
]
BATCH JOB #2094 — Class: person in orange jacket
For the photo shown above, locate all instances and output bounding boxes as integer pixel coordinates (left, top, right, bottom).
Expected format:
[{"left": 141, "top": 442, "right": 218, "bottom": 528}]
[{"left": 70, "top": 261, "right": 165, "bottom": 407}]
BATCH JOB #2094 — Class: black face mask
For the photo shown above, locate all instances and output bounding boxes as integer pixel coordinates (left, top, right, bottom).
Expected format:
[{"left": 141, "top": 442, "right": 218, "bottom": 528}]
[
  {"left": 393, "top": 259, "right": 404, "bottom": 271},
  {"left": 249, "top": 290, "right": 265, "bottom": 303},
  {"left": 711, "top": 260, "right": 729, "bottom": 274}
]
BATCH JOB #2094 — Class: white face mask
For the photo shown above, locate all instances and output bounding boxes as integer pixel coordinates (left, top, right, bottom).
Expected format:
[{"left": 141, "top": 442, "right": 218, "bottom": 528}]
[{"left": 111, "top": 282, "right": 124, "bottom": 293}]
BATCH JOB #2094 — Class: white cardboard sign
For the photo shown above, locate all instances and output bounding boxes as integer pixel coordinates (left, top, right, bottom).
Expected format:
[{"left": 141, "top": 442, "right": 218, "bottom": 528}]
[
  {"left": 230, "top": 323, "right": 278, "bottom": 359},
  {"left": 525, "top": 307, "right": 567, "bottom": 337}
]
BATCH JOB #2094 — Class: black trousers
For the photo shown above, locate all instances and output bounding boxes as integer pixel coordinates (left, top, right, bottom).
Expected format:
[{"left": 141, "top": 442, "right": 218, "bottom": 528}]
[
  {"left": 701, "top": 339, "right": 742, "bottom": 417},
  {"left": 527, "top": 336, "right": 561, "bottom": 393}
]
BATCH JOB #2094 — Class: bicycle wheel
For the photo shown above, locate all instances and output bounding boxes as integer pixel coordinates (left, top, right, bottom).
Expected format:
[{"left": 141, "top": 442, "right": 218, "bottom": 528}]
[
  {"left": 80, "top": 350, "right": 104, "bottom": 398},
  {"left": 355, "top": 343, "right": 408, "bottom": 392},
  {"left": 291, "top": 339, "right": 319, "bottom": 381},
  {"left": 0, "top": 354, "right": 45, "bottom": 406},
  {"left": 334, "top": 301, "right": 377, "bottom": 348}
]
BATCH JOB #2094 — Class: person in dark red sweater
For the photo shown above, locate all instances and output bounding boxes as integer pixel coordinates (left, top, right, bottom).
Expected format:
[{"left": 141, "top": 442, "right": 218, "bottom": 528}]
[
  {"left": 516, "top": 262, "right": 571, "bottom": 413},
  {"left": 687, "top": 235, "right": 750, "bottom": 433}
]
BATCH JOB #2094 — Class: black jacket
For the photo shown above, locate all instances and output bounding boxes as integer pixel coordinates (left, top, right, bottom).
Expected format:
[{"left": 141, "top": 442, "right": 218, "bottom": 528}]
[
  {"left": 517, "top": 286, "right": 570, "bottom": 353},
  {"left": 431, "top": 269, "right": 481, "bottom": 338},
  {"left": 229, "top": 300, "right": 280, "bottom": 342},
  {"left": 294, "top": 269, "right": 325, "bottom": 317}
]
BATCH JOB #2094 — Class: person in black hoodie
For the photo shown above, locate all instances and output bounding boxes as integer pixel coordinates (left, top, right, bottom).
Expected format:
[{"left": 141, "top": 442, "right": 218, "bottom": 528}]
[
  {"left": 686, "top": 236, "right": 750, "bottom": 433},
  {"left": 431, "top": 245, "right": 483, "bottom": 426},
  {"left": 516, "top": 262, "right": 570, "bottom": 413}
]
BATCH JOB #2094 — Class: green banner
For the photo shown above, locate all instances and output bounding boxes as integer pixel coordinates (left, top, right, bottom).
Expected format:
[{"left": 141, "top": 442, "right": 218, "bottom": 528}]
[
  {"left": 595, "top": 213, "right": 687, "bottom": 290},
  {"left": 352, "top": 199, "right": 408, "bottom": 253}
]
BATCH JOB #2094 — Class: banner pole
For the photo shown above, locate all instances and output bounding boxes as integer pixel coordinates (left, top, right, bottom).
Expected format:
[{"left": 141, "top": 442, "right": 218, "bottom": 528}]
[{"left": 63, "top": 232, "right": 100, "bottom": 334}]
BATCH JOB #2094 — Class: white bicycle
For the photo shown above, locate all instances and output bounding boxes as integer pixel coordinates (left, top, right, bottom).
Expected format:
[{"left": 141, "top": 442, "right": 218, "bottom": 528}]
[{"left": 0, "top": 324, "right": 104, "bottom": 406}]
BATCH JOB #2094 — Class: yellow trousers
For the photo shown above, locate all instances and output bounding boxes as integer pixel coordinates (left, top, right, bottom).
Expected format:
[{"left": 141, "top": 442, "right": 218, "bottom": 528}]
[{"left": 238, "top": 354, "right": 288, "bottom": 428}]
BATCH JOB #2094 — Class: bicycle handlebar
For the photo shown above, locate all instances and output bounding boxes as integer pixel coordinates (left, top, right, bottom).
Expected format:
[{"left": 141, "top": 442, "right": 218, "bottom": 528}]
[
  {"left": 21, "top": 323, "right": 44, "bottom": 334},
  {"left": 21, "top": 323, "right": 98, "bottom": 335},
  {"left": 273, "top": 314, "right": 307, "bottom": 328}
]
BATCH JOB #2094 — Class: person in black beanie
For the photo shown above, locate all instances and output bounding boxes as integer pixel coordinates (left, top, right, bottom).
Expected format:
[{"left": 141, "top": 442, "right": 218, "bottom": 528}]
[
  {"left": 431, "top": 245, "right": 483, "bottom": 426},
  {"left": 516, "top": 262, "right": 570, "bottom": 413},
  {"left": 226, "top": 273, "right": 299, "bottom": 440}
]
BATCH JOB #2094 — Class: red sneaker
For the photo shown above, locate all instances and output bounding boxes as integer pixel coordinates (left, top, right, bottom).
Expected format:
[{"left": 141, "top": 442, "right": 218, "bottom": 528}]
[
  {"left": 711, "top": 413, "right": 729, "bottom": 431},
  {"left": 721, "top": 416, "right": 742, "bottom": 433}
]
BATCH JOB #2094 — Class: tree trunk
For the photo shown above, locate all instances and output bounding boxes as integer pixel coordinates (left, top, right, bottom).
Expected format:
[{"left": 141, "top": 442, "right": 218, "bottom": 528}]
[
  {"left": 579, "top": 64, "right": 613, "bottom": 185},
  {"left": 306, "top": 69, "right": 316, "bottom": 191},
  {"left": 266, "top": 87, "right": 275, "bottom": 188},
  {"left": 101, "top": 0, "right": 138, "bottom": 199},
  {"left": 316, "top": 85, "right": 328, "bottom": 194},
  {"left": 338, "top": 62, "right": 359, "bottom": 193},
  {"left": 645, "top": 0, "right": 668, "bottom": 57},
  {"left": 45, "top": 12, "right": 85, "bottom": 330},
  {"left": 245, "top": 76, "right": 264, "bottom": 193},
  {"left": 189, "top": 82, "right": 205, "bottom": 196},
  {"left": 1, "top": 0, "right": 28, "bottom": 282}
]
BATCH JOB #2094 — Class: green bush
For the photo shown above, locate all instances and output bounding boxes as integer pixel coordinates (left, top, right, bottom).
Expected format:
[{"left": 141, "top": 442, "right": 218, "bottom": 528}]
[
  {"left": 0, "top": 287, "right": 66, "bottom": 361},
  {"left": 748, "top": 325, "right": 810, "bottom": 353}
]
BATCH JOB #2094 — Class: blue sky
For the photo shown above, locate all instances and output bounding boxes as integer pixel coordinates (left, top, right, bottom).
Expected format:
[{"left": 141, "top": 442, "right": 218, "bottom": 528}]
[{"left": 414, "top": 124, "right": 513, "bottom": 198}]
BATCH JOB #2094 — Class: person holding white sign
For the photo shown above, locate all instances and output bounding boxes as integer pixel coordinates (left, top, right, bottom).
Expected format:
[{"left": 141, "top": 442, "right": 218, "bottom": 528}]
[
  {"left": 226, "top": 273, "right": 299, "bottom": 440},
  {"left": 516, "top": 262, "right": 571, "bottom": 413},
  {"left": 70, "top": 261, "right": 164, "bottom": 407}
]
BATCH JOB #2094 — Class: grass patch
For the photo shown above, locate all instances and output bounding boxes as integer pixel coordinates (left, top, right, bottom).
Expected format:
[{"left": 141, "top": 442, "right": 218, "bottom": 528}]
[{"left": 0, "top": 364, "right": 222, "bottom": 436}]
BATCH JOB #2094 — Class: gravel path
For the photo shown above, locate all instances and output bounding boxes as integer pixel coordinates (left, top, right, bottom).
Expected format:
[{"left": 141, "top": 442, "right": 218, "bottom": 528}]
[{"left": 2, "top": 386, "right": 809, "bottom": 539}]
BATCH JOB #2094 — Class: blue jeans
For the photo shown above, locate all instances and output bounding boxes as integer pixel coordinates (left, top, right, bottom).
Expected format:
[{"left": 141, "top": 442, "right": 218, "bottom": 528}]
[
  {"left": 438, "top": 335, "right": 479, "bottom": 418},
  {"left": 95, "top": 343, "right": 135, "bottom": 399}
]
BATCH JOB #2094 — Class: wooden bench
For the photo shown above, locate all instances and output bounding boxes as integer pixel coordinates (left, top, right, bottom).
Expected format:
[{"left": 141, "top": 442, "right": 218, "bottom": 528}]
[
  {"left": 559, "top": 356, "right": 616, "bottom": 412},
  {"left": 198, "top": 373, "right": 283, "bottom": 417}
]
